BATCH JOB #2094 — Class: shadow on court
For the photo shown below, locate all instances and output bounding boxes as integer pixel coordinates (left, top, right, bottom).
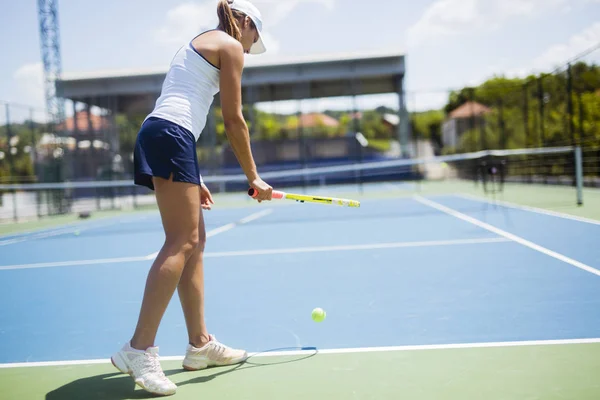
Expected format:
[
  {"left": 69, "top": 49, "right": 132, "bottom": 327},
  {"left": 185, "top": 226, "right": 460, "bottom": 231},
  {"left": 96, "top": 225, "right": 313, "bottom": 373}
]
[
  {"left": 45, "top": 348, "right": 317, "bottom": 399},
  {"left": 45, "top": 372, "right": 150, "bottom": 400}
]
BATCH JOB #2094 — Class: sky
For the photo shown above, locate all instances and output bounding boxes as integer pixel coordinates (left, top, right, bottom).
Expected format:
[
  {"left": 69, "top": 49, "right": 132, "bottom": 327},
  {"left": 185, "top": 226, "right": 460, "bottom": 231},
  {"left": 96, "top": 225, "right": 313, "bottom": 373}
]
[{"left": 1, "top": 0, "right": 599, "bottom": 122}]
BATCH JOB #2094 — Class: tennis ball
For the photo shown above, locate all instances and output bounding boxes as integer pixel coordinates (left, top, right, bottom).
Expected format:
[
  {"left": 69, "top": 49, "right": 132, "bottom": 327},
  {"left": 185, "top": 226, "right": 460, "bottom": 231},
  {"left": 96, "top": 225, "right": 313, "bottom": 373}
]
[
  {"left": 311, "top": 307, "right": 326, "bottom": 322},
  {"left": 441, "top": 162, "right": 448, "bottom": 169},
  {"left": 74, "top": 230, "right": 80, "bottom": 236}
]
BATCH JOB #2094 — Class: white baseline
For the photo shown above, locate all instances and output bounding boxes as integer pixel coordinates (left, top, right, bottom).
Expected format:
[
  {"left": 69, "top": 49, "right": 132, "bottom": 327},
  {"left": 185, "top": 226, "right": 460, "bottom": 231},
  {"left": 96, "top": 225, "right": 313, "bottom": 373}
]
[{"left": 1, "top": 338, "right": 599, "bottom": 369}]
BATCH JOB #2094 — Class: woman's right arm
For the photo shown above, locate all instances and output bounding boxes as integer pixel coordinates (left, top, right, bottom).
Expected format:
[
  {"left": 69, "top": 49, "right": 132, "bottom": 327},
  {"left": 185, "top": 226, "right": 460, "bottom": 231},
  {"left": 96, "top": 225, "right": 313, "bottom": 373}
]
[{"left": 218, "top": 39, "right": 272, "bottom": 201}]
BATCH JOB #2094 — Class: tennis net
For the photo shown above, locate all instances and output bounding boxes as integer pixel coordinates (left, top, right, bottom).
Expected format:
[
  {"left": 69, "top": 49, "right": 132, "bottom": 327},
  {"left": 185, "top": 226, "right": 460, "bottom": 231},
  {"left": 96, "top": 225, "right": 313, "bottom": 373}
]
[{"left": 0, "top": 145, "right": 591, "bottom": 222}]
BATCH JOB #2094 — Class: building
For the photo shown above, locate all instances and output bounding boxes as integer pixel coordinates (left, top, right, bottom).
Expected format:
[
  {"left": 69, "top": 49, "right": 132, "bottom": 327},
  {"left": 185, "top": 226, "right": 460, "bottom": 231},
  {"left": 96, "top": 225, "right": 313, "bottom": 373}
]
[
  {"left": 56, "top": 50, "right": 410, "bottom": 179},
  {"left": 442, "top": 101, "right": 491, "bottom": 148}
]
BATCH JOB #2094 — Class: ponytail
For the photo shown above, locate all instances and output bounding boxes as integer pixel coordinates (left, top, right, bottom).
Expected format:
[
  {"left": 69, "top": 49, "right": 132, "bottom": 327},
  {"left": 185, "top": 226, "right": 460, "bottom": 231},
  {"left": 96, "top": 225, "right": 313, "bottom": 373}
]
[{"left": 217, "top": 0, "right": 242, "bottom": 41}]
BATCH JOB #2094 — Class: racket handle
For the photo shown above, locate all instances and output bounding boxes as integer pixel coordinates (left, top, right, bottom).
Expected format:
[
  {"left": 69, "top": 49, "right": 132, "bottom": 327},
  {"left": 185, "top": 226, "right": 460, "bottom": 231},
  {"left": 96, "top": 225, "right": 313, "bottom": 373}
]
[{"left": 248, "top": 188, "right": 283, "bottom": 199}]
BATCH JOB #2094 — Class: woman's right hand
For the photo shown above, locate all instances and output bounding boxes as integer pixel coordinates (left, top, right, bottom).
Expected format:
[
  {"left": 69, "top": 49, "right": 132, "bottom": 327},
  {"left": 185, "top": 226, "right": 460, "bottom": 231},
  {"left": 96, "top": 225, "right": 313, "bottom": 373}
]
[{"left": 250, "top": 177, "right": 273, "bottom": 202}]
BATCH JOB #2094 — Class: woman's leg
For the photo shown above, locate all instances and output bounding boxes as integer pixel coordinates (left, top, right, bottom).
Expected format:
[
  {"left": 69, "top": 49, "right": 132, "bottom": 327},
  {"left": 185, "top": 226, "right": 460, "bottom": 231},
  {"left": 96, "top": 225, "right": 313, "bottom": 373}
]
[
  {"left": 130, "top": 176, "right": 201, "bottom": 350},
  {"left": 177, "top": 196, "right": 210, "bottom": 348},
  {"left": 177, "top": 188, "right": 248, "bottom": 371},
  {"left": 111, "top": 176, "right": 200, "bottom": 396}
]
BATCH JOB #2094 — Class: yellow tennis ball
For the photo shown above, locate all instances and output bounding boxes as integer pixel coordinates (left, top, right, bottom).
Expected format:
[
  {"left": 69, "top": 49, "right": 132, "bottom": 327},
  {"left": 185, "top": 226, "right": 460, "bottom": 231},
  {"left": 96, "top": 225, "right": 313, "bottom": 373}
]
[{"left": 311, "top": 307, "right": 326, "bottom": 322}]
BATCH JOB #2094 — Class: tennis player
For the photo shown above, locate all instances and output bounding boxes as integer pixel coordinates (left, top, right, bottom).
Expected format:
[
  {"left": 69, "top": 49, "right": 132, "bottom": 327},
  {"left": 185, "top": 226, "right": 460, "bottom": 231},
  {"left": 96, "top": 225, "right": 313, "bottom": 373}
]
[{"left": 110, "top": 0, "right": 272, "bottom": 395}]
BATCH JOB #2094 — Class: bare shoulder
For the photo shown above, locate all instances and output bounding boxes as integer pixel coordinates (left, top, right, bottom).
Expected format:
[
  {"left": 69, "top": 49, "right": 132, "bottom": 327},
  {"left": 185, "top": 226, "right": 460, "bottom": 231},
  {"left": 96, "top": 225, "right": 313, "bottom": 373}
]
[
  {"left": 190, "top": 30, "right": 242, "bottom": 70},
  {"left": 218, "top": 34, "right": 243, "bottom": 57},
  {"left": 218, "top": 36, "right": 244, "bottom": 70}
]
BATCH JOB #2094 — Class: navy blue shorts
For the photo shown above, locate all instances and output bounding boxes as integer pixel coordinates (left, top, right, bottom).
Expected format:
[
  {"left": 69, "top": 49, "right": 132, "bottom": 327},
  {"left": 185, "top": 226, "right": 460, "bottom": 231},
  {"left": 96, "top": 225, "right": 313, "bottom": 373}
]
[{"left": 134, "top": 117, "right": 201, "bottom": 191}]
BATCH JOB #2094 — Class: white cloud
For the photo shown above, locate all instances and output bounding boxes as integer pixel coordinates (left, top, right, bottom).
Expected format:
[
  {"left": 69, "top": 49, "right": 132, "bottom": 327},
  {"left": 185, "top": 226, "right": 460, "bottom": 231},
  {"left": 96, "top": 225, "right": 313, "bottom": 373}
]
[
  {"left": 529, "top": 22, "right": 600, "bottom": 71},
  {"left": 252, "top": 0, "right": 335, "bottom": 26},
  {"left": 13, "top": 62, "right": 46, "bottom": 109},
  {"left": 155, "top": 2, "right": 218, "bottom": 46},
  {"left": 2, "top": 62, "right": 49, "bottom": 123},
  {"left": 407, "top": 0, "right": 583, "bottom": 47},
  {"left": 407, "top": 0, "right": 481, "bottom": 47},
  {"left": 505, "top": 22, "right": 600, "bottom": 77},
  {"left": 156, "top": 0, "right": 335, "bottom": 52}
]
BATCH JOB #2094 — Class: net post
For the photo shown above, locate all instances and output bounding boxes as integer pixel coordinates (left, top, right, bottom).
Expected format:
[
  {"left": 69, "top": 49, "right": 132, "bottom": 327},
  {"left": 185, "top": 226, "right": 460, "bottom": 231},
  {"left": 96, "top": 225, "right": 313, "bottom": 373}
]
[{"left": 575, "top": 145, "right": 583, "bottom": 206}]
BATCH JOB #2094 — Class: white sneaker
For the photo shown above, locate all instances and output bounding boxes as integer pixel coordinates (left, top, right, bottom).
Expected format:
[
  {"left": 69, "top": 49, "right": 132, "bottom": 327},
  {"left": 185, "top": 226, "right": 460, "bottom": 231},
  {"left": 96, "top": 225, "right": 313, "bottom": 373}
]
[
  {"left": 111, "top": 342, "right": 177, "bottom": 396},
  {"left": 182, "top": 335, "right": 248, "bottom": 371}
]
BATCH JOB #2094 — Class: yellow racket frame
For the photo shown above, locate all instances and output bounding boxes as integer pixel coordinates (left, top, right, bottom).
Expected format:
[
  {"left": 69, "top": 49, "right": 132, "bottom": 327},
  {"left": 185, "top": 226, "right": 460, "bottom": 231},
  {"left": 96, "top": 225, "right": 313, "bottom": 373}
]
[
  {"left": 278, "top": 192, "right": 360, "bottom": 207},
  {"left": 248, "top": 188, "right": 360, "bottom": 208}
]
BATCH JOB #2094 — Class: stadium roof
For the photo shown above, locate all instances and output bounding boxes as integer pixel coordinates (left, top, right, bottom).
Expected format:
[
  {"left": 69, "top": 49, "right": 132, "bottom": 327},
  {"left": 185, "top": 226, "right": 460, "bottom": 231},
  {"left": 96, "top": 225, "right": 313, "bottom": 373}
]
[
  {"left": 57, "top": 49, "right": 406, "bottom": 113},
  {"left": 61, "top": 49, "right": 405, "bottom": 81}
]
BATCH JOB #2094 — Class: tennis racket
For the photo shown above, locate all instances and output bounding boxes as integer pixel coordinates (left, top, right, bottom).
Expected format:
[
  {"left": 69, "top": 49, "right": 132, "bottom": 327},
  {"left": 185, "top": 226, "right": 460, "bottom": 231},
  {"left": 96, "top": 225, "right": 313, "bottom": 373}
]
[{"left": 248, "top": 188, "right": 360, "bottom": 208}]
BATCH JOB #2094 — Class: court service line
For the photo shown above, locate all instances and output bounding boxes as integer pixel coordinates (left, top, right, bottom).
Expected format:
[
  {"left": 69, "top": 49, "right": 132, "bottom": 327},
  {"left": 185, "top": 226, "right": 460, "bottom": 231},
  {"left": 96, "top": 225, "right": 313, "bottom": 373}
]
[
  {"left": 0, "top": 209, "right": 274, "bottom": 271},
  {"left": 202, "top": 237, "right": 510, "bottom": 258},
  {"left": 2, "top": 337, "right": 599, "bottom": 369},
  {"left": 415, "top": 195, "right": 600, "bottom": 277},
  {"left": 454, "top": 193, "right": 600, "bottom": 226},
  {"left": 0, "top": 236, "right": 509, "bottom": 271}
]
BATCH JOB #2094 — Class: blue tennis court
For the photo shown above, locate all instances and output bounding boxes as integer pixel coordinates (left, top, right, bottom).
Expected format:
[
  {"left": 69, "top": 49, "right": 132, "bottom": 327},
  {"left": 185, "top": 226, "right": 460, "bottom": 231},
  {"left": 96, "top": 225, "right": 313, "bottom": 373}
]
[{"left": 1, "top": 189, "right": 600, "bottom": 399}]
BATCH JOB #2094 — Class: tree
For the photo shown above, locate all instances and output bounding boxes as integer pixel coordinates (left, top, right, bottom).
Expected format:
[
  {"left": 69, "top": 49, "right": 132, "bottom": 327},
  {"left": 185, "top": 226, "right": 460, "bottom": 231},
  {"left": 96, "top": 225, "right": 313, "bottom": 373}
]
[
  {"left": 443, "top": 61, "right": 600, "bottom": 155},
  {"left": 116, "top": 114, "right": 145, "bottom": 157},
  {"left": 412, "top": 110, "right": 444, "bottom": 147},
  {"left": 360, "top": 110, "right": 387, "bottom": 139},
  {"left": 0, "top": 122, "right": 38, "bottom": 183},
  {"left": 257, "top": 112, "right": 282, "bottom": 140}
]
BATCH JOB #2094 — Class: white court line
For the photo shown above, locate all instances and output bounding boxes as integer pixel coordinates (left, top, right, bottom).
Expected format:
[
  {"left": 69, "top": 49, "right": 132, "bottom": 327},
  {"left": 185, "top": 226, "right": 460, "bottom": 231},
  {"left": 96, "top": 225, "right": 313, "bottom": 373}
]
[
  {"left": 2, "top": 337, "right": 599, "bottom": 369},
  {"left": 203, "top": 222, "right": 236, "bottom": 238},
  {"left": 203, "top": 237, "right": 510, "bottom": 258},
  {"left": 145, "top": 209, "right": 273, "bottom": 259},
  {"left": 239, "top": 209, "right": 273, "bottom": 224},
  {"left": 0, "top": 228, "right": 77, "bottom": 246},
  {"left": 0, "top": 237, "right": 508, "bottom": 271},
  {"left": 0, "top": 256, "right": 150, "bottom": 271},
  {"left": 415, "top": 195, "right": 600, "bottom": 278},
  {"left": 0, "top": 209, "right": 273, "bottom": 271},
  {"left": 454, "top": 193, "right": 600, "bottom": 226}
]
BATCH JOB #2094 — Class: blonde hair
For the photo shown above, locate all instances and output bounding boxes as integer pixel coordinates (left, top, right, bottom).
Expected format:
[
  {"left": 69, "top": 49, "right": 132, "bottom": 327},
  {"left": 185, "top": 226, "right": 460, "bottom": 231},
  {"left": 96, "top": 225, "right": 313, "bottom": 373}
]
[{"left": 217, "top": 0, "right": 255, "bottom": 41}]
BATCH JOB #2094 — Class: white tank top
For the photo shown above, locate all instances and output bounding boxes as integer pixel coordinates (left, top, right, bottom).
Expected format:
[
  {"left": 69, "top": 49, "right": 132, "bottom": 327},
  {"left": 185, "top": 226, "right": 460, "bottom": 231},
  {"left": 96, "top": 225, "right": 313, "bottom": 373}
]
[{"left": 146, "top": 34, "right": 220, "bottom": 141}]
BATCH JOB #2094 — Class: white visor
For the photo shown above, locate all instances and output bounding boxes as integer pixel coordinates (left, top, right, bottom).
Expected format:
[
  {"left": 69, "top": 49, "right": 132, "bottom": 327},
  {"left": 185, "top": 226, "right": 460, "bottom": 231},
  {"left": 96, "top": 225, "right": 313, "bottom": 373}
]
[{"left": 229, "top": 0, "right": 266, "bottom": 54}]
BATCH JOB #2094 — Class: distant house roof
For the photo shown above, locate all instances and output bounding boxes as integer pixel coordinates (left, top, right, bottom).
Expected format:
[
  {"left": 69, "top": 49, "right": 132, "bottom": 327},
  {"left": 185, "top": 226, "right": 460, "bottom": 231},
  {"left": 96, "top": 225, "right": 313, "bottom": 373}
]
[
  {"left": 448, "top": 101, "right": 491, "bottom": 119},
  {"left": 57, "top": 111, "right": 111, "bottom": 132},
  {"left": 294, "top": 113, "right": 340, "bottom": 128}
]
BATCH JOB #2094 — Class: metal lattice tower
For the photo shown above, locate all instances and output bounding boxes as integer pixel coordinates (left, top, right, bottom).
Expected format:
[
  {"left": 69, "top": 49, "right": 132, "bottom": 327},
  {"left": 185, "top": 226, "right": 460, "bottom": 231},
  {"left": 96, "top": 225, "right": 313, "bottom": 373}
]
[{"left": 38, "top": 0, "right": 65, "bottom": 131}]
